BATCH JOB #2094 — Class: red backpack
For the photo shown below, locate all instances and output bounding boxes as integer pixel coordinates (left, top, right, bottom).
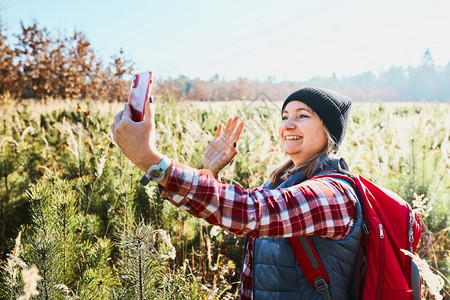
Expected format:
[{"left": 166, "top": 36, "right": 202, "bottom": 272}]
[{"left": 289, "top": 158, "right": 431, "bottom": 300}]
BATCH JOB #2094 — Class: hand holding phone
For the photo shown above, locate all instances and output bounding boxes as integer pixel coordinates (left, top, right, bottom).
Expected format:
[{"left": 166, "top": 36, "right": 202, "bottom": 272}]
[{"left": 128, "top": 71, "right": 153, "bottom": 122}]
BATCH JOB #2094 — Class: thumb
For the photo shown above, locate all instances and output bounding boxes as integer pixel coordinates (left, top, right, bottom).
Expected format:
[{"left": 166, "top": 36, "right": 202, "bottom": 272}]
[{"left": 122, "top": 103, "right": 133, "bottom": 120}]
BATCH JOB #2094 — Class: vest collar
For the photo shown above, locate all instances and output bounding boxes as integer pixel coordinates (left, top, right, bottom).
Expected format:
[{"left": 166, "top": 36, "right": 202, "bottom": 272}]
[{"left": 263, "top": 155, "right": 332, "bottom": 189}]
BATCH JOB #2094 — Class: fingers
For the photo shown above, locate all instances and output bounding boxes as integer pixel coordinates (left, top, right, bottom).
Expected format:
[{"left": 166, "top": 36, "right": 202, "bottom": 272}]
[
  {"left": 122, "top": 103, "right": 132, "bottom": 121},
  {"left": 223, "top": 116, "right": 244, "bottom": 144},
  {"left": 225, "top": 117, "right": 232, "bottom": 130},
  {"left": 223, "top": 116, "right": 234, "bottom": 138},
  {"left": 214, "top": 123, "right": 223, "bottom": 139},
  {"left": 143, "top": 98, "right": 154, "bottom": 127},
  {"left": 233, "top": 121, "right": 245, "bottom": 142},
  {"left": 223, "top": 116, "right": 236, "bottom": 136},
  {"left": 210, "top": 116, "right": 244, "bottom": 150},
  {"left": 111, "top": 110, "right": 124, "bottom": 132}
]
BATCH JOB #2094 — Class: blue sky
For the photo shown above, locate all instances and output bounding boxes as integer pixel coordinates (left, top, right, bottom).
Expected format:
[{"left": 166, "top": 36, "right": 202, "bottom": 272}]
[{"left": 2, "top": 0, "right": 450, "bottom": 81}]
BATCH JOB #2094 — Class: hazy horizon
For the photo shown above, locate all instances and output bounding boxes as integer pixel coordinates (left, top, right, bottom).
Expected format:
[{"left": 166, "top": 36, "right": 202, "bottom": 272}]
[{"left": 2, "top": 0, "right": 450, "bottom": 82}]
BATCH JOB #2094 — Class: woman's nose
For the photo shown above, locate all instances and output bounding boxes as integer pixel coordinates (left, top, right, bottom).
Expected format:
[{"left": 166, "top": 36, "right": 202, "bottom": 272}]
[{"left": 283, "top": 118, "right": 296, "bottom": 129}]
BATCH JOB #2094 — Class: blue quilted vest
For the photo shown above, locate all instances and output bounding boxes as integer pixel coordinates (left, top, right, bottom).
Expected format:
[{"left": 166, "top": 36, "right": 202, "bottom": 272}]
[{"left": 247, "top": 161, "right": 362, "bottom": 299}]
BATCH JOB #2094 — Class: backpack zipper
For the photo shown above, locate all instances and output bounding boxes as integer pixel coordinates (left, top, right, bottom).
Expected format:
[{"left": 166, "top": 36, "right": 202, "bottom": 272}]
[
  {"left": 408, "top": 213, "right": 414, "bottom": 251},
  {"left": 362, "top": 222, "right": 369, "bottom": 234},
  {"left": 376, "top": 223, "right": 385, "bottom": 300},
  {"left": 378, "top": 224, "right": 384, "bottom": 239}
]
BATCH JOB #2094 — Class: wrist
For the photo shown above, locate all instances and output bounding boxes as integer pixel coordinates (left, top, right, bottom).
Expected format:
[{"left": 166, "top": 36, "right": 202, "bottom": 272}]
[
  {"left": 137, "top": 150, "right": 163, "bottom": 173},
  {"left": 140, "top": 154, "right": 171, "bottom": 186},
  {"left": 201, "top": 168, "right": 220, "bottom": 180},
  {"left": 208, "top": 169, "right": 220, "bottom": 180},
  {"left": 206, "top": 167, "right": 220, "bottom": 178}
]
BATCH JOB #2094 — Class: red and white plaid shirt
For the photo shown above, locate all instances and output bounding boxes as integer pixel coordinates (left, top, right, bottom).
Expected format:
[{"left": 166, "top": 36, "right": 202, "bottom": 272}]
[{"left": 159, "top": 160, "right": 357, "bottom": 300}]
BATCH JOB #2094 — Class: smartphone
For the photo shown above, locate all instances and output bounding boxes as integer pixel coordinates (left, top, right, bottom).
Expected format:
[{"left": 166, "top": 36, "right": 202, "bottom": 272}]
[{"left": 128, "top": 71, "right": 153, "bottom": 122}]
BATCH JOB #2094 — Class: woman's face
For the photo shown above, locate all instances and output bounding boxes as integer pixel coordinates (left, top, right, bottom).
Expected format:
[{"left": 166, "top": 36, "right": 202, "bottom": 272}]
[{"left": 278, "top": 101, "right": 328, "bottom": 165}]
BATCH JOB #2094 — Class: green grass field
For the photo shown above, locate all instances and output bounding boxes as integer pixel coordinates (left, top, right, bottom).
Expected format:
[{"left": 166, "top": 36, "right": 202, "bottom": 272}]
[{"left": 1, "top": 97, "right": 449, "bottom": 299}]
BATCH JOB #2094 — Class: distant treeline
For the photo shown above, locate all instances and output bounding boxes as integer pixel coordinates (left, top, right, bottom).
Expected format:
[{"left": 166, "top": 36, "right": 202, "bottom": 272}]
[
  {"left": 159, "top": 49, "right": 450, "bottom": 103},
  {"left": 1, "top": 21, "right": 449, "bottom": 102}
]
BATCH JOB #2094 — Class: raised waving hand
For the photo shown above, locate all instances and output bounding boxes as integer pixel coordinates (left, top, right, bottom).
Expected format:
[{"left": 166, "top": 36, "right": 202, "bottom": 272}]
[{"left": 203, "top": 116, "right": 244, "bottom": 179}]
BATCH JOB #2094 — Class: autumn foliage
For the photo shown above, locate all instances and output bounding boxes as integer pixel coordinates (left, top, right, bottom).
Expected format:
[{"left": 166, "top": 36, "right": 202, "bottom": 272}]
[{"left": 0, "top": 22, "right": 133, "bottom": 101}]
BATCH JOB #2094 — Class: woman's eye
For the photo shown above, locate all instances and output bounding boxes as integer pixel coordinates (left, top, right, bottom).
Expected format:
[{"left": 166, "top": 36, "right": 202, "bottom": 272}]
[{"left": 282, "top": 114, "right": 309, "bottom": 121}]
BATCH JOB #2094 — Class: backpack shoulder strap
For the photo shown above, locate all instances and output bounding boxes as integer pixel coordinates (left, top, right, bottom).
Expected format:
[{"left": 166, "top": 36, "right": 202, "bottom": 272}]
[
  {"left": 331, "top": 157, "right": 350, "bottom": 174},
  {"left": 288, "top": 236, "right": 331, "bottom": 299},
  {"left": 289, "top": 157, "right": 364, "bottom": 299}
]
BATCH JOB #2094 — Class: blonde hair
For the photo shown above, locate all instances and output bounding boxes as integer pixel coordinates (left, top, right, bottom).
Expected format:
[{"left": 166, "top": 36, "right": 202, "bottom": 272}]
[{"left": 268, "top": 124, "right": 337, "bottom": 187}]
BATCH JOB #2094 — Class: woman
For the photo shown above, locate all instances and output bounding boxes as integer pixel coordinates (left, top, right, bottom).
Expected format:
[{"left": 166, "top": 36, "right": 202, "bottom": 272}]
[{"left": 111, "top": 87, "right": 362, "bottom": 299}]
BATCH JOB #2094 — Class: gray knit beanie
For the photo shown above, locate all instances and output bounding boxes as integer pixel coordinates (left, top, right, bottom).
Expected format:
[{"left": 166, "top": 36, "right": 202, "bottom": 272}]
[{"left": 282, "top": 87, "right": 352, "bottom": 147}]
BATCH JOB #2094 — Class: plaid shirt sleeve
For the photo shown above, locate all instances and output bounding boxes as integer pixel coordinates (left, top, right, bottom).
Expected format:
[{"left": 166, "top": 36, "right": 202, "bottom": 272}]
[{"left": 159, "top": 160, "right": 357, "bottom": 239}]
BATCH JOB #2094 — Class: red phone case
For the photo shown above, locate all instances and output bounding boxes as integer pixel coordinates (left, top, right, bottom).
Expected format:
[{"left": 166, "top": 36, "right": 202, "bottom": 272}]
[{"left": 128, "top": 71, "right": 153, "bottom": 122}]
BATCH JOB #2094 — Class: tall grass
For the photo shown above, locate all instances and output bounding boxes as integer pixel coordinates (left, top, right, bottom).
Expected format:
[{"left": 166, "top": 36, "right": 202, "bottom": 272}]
[{"left": 0, "top": 97, "right": 448, "bottom": 299}]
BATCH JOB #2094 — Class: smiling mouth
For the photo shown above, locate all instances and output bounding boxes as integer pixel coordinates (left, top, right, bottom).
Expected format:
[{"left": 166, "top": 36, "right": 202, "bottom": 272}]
[{"left": 285, "top": 135, "right": 302, "bottom": 141}]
